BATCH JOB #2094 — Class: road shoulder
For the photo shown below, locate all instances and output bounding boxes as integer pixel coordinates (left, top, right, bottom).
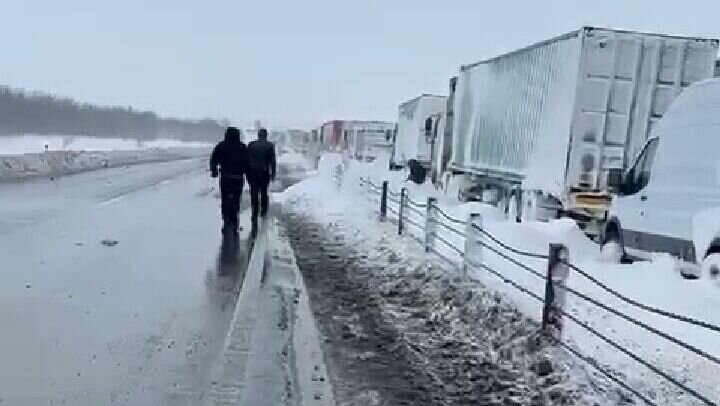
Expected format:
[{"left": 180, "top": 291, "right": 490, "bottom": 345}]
[{"left": 206, "top": 216, "right": 333, "bottom": 406}]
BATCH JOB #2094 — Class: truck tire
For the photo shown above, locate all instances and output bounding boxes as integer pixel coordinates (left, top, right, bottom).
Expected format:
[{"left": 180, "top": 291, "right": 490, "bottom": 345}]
[
  {"left": 600, "top": 224, "right": 625, "bottom": 264},
  {"left": 701, "top": 253, "right": 720, "bottom": 287}
]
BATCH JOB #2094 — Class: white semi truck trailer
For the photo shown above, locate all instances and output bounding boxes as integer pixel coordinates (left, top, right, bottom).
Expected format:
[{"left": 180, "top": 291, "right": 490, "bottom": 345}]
[
  {"left": 449, "top": 26, "right": 718, "bottom": 236},
  {"left": 390, "top": 94, "right": 447, "bottom": 170},
  {"left": 347, "top": 121, "right": 395, "bottom": 162}
]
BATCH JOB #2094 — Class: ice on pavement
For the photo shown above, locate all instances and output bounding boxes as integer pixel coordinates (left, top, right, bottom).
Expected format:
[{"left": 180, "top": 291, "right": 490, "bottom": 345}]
[{"left": 277, "top": 153, "right": 720, "bottom": 405}]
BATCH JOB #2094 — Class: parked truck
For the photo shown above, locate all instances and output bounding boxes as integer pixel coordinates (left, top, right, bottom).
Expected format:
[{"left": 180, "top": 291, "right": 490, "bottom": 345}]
[
  {"left": 390, "top": 94, "right": 447, "bottom": 170},
  {"left": 346, "top": 122, "right": 395, "bottom": 162},
  {"left": 321, "top": 120, "right": 393, "bottom": 154},
  {"left": 448, "top": 26, "right": 718, "bottom": 236}
]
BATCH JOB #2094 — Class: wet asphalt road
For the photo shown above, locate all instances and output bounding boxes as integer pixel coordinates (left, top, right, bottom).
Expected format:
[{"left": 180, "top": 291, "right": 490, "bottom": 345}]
[{"left": 0, "top": 159, "right": 254, "bottom": 405}]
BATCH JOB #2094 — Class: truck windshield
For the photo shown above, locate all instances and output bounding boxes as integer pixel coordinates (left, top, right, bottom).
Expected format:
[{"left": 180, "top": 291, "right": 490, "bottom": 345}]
[{"left": 625, "top": 138, "right": 659, "bottom": 194}]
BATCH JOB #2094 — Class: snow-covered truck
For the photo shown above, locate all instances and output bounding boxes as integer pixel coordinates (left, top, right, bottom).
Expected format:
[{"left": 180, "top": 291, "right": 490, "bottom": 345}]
[
  {"left": 321, "top": 120, "right": 393, "bottom": 154},
  {"left": 320, "top": 120, "right": 344, "bottom": 151},
  {"left": 390, "top": 94, "right": 447, "bottom": 170},
  {"left": 346, "top": 121, "right": 395, "bottom": 162},
  {"left": 449, "top": 26, "right": 718, "bottom": 236}
]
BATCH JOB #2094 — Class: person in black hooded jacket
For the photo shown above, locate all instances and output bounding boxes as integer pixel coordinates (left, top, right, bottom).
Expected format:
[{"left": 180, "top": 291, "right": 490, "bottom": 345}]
[
  {"left": 210, "top": 127, "right": 248, "bottom": 234},
  {"left": 246, "top": 128, "right": 276, "bottom": 236}
]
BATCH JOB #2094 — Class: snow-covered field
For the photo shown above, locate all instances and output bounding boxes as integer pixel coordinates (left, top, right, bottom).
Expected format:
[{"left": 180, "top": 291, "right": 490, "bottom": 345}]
[
  {"left": 0, "top": 135, "right": 211, "bottom": 182},
  {"left": 277, "top": 152, "right": 720, "bottom": 405},
  {"left": 0, "top": 134, "right": 210, "bottom": 155}
]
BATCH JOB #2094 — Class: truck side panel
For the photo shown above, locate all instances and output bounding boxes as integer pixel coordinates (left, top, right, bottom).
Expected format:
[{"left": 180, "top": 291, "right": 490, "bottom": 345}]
[
  {"left": 566, "top": 29, "right": 718, "bottom": 192},
  {"left": 452, "top": 32, "right": 582, "bottom": 195}
]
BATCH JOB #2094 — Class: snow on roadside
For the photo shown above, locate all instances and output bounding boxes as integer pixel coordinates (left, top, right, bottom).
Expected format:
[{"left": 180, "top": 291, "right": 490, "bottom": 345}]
[
  {"left": 278, "top": 156, "right": 625, "bottom": 405},
  {"left": 0, "top": 134, "right": 210, "bottom": 155},
  {"left": 0, "top": 147, "right": 209, "bottom": 182},
  {"left": 277, "top": 154, "right": 720, "bottom": 405}
]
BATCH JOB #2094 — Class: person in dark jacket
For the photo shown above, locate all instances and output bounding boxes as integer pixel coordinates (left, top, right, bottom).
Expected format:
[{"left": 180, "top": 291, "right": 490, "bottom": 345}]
[
  {"left": 246, "top": 128, "right": 276, "bottom": 235},
  {"left": 210, "top": 127, "right": 248, "bottom": 235}
]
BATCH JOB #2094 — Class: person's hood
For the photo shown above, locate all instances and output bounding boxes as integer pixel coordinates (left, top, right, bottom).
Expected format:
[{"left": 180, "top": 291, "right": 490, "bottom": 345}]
[{"left": 225, "top": 131, "right": 240, "bottom": 144}]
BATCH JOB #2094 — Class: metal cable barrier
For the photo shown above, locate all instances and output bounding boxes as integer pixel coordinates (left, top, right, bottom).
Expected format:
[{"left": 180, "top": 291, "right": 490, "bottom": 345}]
[
  {"left": 474, "top": 224, "right": 720, "bottom": 334},
  {"left": 434, "top": 205, "right": 468, "bottom": 226},
  {"left": 477, "top": 227, "right": 550, "bottom": 260},
  {"left": 561, "top": 260, "right": 720, "bottom": 334},
  {"left": 406, "top": 196, "right": 427, "bottom": 209},
  {"left": 357, "top": 178, "right": 719, "bottom": 405},
  {"left": 405, "top": 204, "right": 425, "bottom": 217},
  {"left": 404, "top": 216, "right": 424, "bottom": 231},
  {"left": 476, "top": 240, "right": 720, "bottom": 367},
  {"left": 432, "top": 218, "right": 465, "bottom": 237},
  {"left": 434, "top": 233, "right": 464, "bottom": 256},
  {"left": 472, "top": 227, "right": 720, "bottom": 405},
  {"left": 476, "top": 263, "right": 660, "bottom": 406}
]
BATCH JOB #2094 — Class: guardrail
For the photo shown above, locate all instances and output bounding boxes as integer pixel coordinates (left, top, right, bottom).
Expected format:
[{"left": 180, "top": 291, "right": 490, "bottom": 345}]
[{"left": 348, "top": 174, "right": 720, "bottom": 406}]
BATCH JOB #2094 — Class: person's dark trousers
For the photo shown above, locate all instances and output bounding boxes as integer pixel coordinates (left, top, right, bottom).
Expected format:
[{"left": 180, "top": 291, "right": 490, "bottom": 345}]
[
  {"left": 248, "top": 174, "right": 270, "bottom": 227},
  {"left": 219, "top": 176, "right": 244, "bottom": 232}
]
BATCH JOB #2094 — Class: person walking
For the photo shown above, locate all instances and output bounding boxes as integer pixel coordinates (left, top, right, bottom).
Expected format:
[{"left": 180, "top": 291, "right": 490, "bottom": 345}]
[
  {"left": 246, "top": 128, "right": 276, "bottom": 237},
  {"left": 210, "top": 127, "right": 248, "bottom": 235}
]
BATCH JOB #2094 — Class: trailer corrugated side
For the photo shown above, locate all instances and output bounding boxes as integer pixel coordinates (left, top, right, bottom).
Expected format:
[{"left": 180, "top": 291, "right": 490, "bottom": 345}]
[{"left": 451, "top": 27, "right": 718, "bottom": 200}]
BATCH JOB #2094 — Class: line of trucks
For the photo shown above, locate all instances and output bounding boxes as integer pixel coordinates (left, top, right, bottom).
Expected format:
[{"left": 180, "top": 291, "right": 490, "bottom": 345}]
[{"left": 317, "top": 26, "right": 720, "bottom": 281}]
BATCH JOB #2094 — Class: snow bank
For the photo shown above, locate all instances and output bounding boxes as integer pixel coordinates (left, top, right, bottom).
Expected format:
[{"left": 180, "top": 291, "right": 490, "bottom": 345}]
[
  {"left": 0, "top": 147, "right": 208, "bottom": 182},
  {"left": 0, "top": 134, "right": 210, "bottom": 156},
  {"left": 277, "top": 153, "right": 720, "bottom": 405}
]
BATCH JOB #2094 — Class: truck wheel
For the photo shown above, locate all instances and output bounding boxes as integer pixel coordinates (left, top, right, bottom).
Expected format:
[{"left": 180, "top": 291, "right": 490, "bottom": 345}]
[
  {"left": 701, "top": 253, "right": 720, "bottom": 287},
  {"left": 600, "top": 226, "right": 625, "bottom": 264}
]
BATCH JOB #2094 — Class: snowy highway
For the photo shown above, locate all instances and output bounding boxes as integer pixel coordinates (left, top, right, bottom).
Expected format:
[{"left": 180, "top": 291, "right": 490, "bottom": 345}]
[
  {"left": 2, "top": 153, "right": 719, "bottom": 406},
  {"left": 0, "top": 159, "right": 252, "bottom": 405}
]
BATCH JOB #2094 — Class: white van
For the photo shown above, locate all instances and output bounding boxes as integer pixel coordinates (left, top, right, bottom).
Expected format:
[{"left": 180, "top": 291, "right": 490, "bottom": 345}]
[{"left": 602, "top": 79, "right": 720, "bottom": 284}]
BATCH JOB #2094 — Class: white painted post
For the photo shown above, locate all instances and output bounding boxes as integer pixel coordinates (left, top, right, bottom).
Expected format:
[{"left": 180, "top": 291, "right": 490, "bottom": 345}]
[
  {"left": 463, "top": 213, "right": 483, "bottom": 280},
  {"left": 425, "top": 197, "right": 438, "bottom": 253}
]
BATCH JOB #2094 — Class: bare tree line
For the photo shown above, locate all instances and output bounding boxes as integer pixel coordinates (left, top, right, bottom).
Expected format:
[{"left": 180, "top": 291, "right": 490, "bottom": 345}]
[{"left": 0, "top": 86, "right": 227, "bottom": 142}]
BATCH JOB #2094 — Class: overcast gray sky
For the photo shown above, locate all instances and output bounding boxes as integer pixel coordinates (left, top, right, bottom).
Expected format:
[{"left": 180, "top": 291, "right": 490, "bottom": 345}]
[{"left": 1, "top": 0, "right": 718, "bottom": 128}]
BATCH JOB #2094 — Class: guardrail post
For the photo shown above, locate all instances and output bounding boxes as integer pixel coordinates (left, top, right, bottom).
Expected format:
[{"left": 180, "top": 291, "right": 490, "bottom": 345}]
[
  {"left": 398, "top": 188, "right": 407, "bottom": 235},
  {"left": 543, "top": 243, "right": 570, "bottom": 339},
  {"left": 425, "top": 197, "right": 438, "bottom": 253},
  {"left": 380, "top": 181, "right": 388, "bottom": 222},
  {"left": 463, "top": 212, "right": 482, "bottom": 280}
]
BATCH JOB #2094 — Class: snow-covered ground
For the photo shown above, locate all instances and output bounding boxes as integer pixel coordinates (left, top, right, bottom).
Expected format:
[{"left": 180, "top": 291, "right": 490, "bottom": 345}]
[
  {"left": 0, "top": 134, "right": 210, "bottom": 155},
  {"left": 0, "top": 148, "right": 210, "bottom": 183},
  {"left": 0, "top": 135, "right": 211, "bottom": 182},
  {"left": 277, "top": 153, "right": 720, "bottom": 405}
]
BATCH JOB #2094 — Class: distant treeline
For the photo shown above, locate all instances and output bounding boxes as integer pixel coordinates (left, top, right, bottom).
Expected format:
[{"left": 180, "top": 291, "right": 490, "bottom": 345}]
[{"left": 0, "top": 86, "right": 227, "bottom": 142}]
